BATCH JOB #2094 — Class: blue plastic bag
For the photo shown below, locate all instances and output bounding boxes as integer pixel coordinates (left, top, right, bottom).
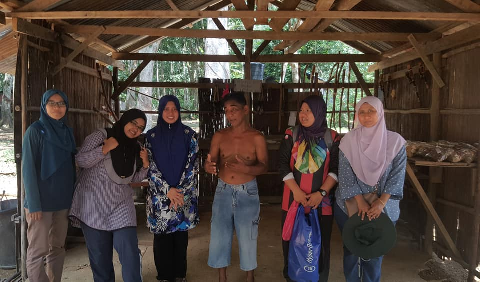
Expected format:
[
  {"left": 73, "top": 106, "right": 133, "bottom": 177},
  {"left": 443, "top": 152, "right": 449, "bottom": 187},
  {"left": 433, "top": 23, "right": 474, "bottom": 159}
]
[{"left": 288, "top": 205, "right": 321, "bottom": 282}]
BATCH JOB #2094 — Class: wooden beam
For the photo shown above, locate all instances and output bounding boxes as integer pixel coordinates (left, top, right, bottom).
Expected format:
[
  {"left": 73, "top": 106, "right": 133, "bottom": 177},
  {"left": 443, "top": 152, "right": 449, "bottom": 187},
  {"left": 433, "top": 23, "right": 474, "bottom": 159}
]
[
  {"left": 12, "top": 17, "right": 57, "bottom": 41},
  {"left": 255, "top": 0, "right": 270, "bottom": 25},
  {"left": 268, "top": 0, "right": 301, "bottom": 32},
  {"left": 128, "top": 81, "right": 372, "bottom": 88},
  {"left": 369, "top": 24, "right": 480, "bottom": 71},
  {"left": 111, "top": 59, "right": 151, "bottom": 100},
  {"left": 61, "top": 58, "right": 112, "bottom": 81},
  {"left": 349, "top": 61, "right": 372, "bottom": 96},
  {"left": 12, "top": 18, "right": 122, "bottom": 67},
  {"left": 406, "top": 163, "right": 463, "bottom": 259},
  {"left": 119, "top": 0, "right": 231, "bottom": 53},
  {"left": 60, "top": 25, "right": 417, "bottom": 41},
  {"left": 407, "top": 34, "right": 445, "bottom": 88},
  {"left": 278, "top": 0, "right": 363, "bottom": 52},
  {"left": 444, "top": 0, "right": 480, "bottom": 12},
  {"left": 8, "top": 10, "right": 480, "bottom": 21},
  {"left": 252, "top": 39, "right": 271, "bottom": 59},
  {"left": 53, "top": 26, "right": 105, "bottom": 75},
  {"left": 1, "top": 0, "right": 23, "bottom": 10},
  {"left": 212, "top": 18, "right": 243, "bottom": 59},
  {"left": 273, "top": 0, "right": 335, "bottom": 49},
  {"left": 165, "top": 0, "right": 180, "bottom": 11},
  {"left": 230, "top": 0, "right": 255, "bottom": 30},
  {"left": 112, "top": 53, "right": 381, "bottom": 62}
]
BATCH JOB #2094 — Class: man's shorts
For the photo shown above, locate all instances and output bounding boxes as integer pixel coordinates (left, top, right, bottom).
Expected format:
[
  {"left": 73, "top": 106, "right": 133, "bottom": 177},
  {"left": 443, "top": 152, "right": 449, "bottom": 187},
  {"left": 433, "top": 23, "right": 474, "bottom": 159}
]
[{"left": 207, "top": 178, "right": 260, "bottom": 271}]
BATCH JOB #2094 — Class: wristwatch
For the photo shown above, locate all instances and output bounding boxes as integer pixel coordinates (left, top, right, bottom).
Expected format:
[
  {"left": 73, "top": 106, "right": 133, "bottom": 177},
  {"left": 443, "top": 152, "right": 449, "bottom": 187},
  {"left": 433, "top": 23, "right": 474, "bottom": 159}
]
[{"left": 318, "top": 189, "right": 327, "bottom": 197}]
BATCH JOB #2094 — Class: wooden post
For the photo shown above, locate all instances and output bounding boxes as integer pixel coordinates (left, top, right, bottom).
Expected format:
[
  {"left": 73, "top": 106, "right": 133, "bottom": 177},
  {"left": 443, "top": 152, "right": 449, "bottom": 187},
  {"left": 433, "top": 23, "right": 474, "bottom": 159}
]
[
  {"left": 425, "top": 52, "right": 442, "bottom": 255},
  {"left": 468, "top": 146, "right": 480, "bottom": 281},
  {"left": 19, "top": 33, "right": 28, "bottom": 281},
  {"left": 112, "top": 67, "right": 120, "bottom": 118},
  {"left": 374, "top": 69, "right": 379, "bottom": 97}
]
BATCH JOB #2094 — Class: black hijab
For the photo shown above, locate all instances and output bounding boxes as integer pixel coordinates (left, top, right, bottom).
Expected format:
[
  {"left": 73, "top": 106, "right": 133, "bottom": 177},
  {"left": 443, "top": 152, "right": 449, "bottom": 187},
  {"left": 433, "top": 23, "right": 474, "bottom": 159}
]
[{"left": 105, "top": 109, "right": 146, "bottom": 178}]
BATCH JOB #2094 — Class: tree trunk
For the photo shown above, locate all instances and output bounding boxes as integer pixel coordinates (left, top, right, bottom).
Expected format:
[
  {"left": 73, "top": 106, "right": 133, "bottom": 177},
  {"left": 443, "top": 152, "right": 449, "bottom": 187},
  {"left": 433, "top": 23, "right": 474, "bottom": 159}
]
[
  {"left": 205, "top": 7, "right": 230, "bottom": 79},
  {"left": 1, "top": 74, "right": 14, "bottom": 128},
  {"left": 138, "top": 40, "right": 162, "bottom": 129}
]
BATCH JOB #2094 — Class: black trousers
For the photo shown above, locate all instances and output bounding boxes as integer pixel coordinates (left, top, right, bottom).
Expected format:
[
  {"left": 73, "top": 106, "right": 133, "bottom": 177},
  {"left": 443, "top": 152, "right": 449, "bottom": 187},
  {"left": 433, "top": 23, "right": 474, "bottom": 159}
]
[
  {"left": 281, "top": 210, "right": 333, "bottom": 282},
  {"left": 153, "top": 231, "right": 189, "bottom": 281}
]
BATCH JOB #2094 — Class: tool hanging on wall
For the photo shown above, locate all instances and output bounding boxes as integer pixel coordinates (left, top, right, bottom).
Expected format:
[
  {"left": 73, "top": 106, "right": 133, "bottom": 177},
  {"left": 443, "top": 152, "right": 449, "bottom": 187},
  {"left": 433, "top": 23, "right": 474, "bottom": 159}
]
[
  {"left": 405, "top": 65, "right": 420, "bottom": 102},
  {"left": 418, "top": 63, "right": 429, "bottom": 90}
]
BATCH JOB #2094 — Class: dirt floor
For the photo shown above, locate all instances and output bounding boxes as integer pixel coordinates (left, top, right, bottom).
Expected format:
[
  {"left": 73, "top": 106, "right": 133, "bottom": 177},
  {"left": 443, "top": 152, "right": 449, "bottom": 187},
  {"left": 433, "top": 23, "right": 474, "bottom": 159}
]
[{"left": 56, "top": 203, "right": 432, "bottom": 282}]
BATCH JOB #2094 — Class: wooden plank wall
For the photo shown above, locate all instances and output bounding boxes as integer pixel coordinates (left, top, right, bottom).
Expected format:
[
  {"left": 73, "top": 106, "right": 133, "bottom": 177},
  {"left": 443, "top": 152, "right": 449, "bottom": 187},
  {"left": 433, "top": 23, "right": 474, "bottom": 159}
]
[
  {"left": 440, "top": 47, "right": 480, "bottom": 264},
  {"left": 382, "top": 48, "right": 480, "bottom": 267},
  {"left": 24, "top": 34, "right": 111, "bottom": 146}
]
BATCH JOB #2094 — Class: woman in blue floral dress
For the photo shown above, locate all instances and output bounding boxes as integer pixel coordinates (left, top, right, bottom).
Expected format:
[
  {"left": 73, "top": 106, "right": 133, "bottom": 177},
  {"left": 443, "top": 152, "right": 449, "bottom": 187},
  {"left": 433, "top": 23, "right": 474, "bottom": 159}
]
[{"left": 145, "top": 95, "right": 199, "bottom": 282}]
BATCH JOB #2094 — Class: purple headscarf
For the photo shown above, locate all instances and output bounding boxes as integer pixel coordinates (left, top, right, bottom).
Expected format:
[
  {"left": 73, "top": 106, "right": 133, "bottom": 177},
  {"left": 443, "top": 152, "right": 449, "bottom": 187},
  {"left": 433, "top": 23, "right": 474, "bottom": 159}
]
[
  {"left": 339, "top": 96, "right": 405, "bottom": 186},
  {"left": 298, "top": 95, "right": 328, "bottom": 142}
]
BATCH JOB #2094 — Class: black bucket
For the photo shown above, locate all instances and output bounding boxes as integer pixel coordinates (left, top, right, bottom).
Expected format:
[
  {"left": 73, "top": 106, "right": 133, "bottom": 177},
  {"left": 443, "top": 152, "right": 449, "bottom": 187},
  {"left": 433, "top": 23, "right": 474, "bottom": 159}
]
[{"left": 0, "top": 199, "right": 17, "bottom": 269}]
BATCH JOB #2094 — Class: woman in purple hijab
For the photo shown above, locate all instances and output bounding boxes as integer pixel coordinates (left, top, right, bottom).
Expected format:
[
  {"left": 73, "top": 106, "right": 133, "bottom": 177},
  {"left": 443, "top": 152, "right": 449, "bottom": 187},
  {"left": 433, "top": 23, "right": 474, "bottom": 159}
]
[{"left": 334, "top": 96, "right": 406, "bottom": 282}]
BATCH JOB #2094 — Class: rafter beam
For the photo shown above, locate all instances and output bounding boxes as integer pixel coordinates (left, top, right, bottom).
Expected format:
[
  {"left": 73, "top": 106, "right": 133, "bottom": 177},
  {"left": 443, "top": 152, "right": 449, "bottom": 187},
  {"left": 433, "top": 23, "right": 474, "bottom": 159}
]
[
  {"left": 53, "top": 26, "right": 105, "bottom": 75},
  {"left": 230, "top": 0, "right": 255, "bottom": 30},
  {"left": 369, "top": 24, "right": 480, "bottom": 71},
  {"left": 8, "top": 10, "right": 480, "bottom": 21},
  {"left": 165, "top": 0, "right": 180, "bottom": 11},
  {"left": 349, "top": 61, "right": 372, "bottom": 96},
  {"left": 273, "top": 0, "right": 335, "bottom": 50},
  {"left": 252, "top": 40, "right": 271, "bottom": 59},
  {"left": 277, "top": 0, "right": 363, "bottom": 52},
  {"left": 111, "top": 53, "right": 381, "bottom": 62},
  {"left": 119, "top": 0, "right": 231, "bottom": 53},
  {"left": 268, "top": 0, "right": 301, "bottom": 32},
  {"left": 444, "top": 0, "right": 480, "bottom": 12},
  {"left": 407, "top": 34, "right": 445, "bottom": 88},
  {"left": 255, "top": 0, "right": 271, "bottom": 25},
  {"left": 59, "top": 25, "right": 419, "bottom": 41},
  {"left": 212, "top": 18, "right": 243, "bottom": 59},
  {"left": 111, "top": 59, "right": 151, "bottom": 100},
  {"left": 12, "top": 18, "right": 122, "bottom": 67}
]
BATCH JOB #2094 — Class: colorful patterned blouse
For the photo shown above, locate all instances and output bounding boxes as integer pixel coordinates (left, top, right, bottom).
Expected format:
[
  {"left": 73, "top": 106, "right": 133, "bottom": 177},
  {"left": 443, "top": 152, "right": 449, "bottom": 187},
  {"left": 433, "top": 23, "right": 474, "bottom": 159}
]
[{"left": 145, "top": 128, "right": 199, "bottom": 234}]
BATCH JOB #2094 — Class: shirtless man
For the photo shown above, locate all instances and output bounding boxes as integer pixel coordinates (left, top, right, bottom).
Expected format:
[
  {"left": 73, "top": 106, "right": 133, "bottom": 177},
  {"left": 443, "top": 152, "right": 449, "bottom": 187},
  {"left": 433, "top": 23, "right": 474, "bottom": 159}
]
[{"left": 205, "top": 92, "right": 268, "bottom": 282}]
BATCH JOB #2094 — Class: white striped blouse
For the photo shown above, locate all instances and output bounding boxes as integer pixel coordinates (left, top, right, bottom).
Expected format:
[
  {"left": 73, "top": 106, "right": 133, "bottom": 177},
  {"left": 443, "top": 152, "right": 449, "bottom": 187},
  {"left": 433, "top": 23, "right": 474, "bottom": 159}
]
[{"left": 69, "top": 129, "right": 148, "bottom": 231}]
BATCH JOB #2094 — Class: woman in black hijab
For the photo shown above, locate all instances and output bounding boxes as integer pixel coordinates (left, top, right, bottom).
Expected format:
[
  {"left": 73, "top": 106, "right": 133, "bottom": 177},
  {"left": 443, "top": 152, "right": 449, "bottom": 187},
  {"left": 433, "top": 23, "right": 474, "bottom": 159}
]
[{"left": 70, "top": 109, "right": 148, "bottom": 282}]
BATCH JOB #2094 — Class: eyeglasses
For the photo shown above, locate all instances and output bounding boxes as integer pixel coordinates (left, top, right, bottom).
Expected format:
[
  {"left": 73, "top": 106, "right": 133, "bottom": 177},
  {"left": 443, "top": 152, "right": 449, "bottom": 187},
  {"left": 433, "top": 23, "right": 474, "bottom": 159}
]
[
  {"left": 46, "top": 100, "right": 66, "bottom": 108},
  {"left": 130, "top": 120, "right": 145, "bottom": 131}
]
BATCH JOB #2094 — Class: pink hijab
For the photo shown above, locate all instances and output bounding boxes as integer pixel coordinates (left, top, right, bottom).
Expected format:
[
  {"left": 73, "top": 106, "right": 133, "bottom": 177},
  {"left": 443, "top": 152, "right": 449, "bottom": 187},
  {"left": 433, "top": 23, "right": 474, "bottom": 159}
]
[{"left": 339, "top": 96, "right": 405, "bottom": 186}]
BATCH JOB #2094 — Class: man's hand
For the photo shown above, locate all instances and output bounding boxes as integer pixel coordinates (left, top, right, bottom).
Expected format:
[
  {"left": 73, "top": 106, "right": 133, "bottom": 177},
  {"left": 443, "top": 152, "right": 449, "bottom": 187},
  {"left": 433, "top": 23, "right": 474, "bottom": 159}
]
[
  {"left": 29, "top": 211, "right": 43, "bottom": 221},
  {"left": 225, "top": 155, "right": 250, "bottom": 174},
  {"left": 167, "top": 188, "right": 184, "bottom": 210},
  {"left": 306, "top": 191, "right": 323, "bottom": 209},
  {"left": 205, "top": 154, "right": 217, "bottom": 175},
  {"left": 102, "top": 137, "right": 119, "bottom": 154},
  {"left": 355, "top": 195, "right": 371, "bottom": 221}
]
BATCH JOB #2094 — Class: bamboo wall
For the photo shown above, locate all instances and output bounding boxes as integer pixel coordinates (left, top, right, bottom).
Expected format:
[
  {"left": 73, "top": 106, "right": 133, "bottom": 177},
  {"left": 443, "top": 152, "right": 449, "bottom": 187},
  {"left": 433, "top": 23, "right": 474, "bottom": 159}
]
[{"left": 23, "top": 35, "right": 112, "bottom": 145}]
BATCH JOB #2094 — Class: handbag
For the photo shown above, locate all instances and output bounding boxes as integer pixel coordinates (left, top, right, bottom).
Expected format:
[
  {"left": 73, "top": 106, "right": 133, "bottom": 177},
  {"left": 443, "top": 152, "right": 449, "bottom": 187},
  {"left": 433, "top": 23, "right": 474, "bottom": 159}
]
[
  {"left": 282, "top": 201, "right": 299, "bottom": 241},
  {"left": 344, "top": 183, "right": 381, "bottom": 217},
  {"left": 288, "top": 205, "right": 321, "bottom": 282}
]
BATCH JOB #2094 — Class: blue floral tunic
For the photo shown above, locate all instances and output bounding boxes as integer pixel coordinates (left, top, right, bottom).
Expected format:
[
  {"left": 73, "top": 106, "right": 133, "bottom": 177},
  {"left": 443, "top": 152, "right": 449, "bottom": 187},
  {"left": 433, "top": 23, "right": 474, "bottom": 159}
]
[{"left": 145, "top": 130, "right": 200, "bottom": 234}]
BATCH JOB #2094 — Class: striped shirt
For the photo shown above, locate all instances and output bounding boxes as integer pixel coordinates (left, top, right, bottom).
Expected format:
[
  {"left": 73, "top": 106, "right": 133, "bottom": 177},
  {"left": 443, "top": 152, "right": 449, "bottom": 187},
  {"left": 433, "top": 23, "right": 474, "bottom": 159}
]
[{"left": 69, "top": 129, "right": 148, "bottom": 231}]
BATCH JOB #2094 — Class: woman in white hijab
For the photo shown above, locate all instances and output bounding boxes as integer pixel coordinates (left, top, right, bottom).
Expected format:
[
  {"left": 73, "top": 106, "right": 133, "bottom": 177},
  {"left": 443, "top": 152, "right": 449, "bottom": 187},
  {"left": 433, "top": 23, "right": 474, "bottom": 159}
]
[{"left": 334, "top": 96, "right": 406, "bottom": 282}]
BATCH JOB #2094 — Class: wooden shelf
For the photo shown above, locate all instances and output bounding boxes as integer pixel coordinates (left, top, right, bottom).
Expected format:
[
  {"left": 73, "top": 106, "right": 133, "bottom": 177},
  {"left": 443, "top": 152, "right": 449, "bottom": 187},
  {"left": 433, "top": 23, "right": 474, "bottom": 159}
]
[{"left": 408, "top": 157, "right": 477, "bottom": 168}]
